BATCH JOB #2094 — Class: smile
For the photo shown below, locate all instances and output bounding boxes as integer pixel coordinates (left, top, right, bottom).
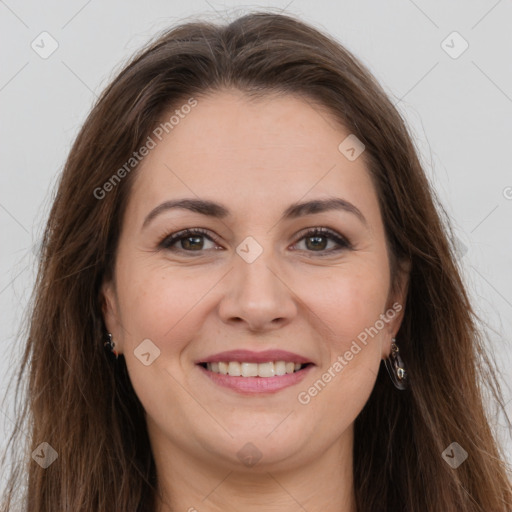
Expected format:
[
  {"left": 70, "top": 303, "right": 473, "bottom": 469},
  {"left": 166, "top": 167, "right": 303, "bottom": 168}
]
[
  {"left": 196, "top": 349, "right": 314, "bottom": 394},
  {"left": 202, "top": 361, "right": 307, "bottom": 377}
]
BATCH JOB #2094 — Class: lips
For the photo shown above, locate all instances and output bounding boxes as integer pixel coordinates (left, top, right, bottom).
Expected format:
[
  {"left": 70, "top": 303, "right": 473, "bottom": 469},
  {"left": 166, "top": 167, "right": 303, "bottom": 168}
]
[{"left": 196, "top": 349, "right": 314, "bottom": 393}]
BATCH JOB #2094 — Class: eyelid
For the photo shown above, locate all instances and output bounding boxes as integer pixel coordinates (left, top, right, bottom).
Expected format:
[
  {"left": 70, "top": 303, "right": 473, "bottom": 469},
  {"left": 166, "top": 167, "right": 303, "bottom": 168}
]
[
  {"left": 158, "top": 226, "right": 353, "bottom": 253},
  {"left": 158, "top": 227, "right": 221, "bottom": 250},
  {"left": 293, "top": 226, "right": 352, "bottom": 247}
]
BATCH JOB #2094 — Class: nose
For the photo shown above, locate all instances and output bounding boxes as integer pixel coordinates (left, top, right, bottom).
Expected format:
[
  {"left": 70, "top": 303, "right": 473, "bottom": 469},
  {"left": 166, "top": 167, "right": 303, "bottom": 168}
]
[{"left": 217, "top": 250, "right": 298, "bottom": 333}]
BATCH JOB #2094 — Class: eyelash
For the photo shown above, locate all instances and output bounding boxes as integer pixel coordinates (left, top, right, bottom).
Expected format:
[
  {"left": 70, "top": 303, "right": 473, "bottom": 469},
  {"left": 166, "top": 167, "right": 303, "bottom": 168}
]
[{"left": 158, "top": 227, "right": 352, "bottom": 256}]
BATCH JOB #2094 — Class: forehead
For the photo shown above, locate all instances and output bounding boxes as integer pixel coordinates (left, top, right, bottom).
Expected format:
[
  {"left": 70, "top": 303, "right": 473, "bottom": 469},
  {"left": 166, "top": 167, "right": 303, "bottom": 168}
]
[{"left": 127, "top": 89, "right": 378, "bottom": 223}]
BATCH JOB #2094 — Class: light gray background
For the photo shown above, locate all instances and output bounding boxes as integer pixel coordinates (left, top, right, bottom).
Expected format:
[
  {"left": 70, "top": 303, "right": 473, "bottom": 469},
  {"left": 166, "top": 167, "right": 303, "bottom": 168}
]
[{"left": 1, "top": 0, "right": 511, "bottom": 481}]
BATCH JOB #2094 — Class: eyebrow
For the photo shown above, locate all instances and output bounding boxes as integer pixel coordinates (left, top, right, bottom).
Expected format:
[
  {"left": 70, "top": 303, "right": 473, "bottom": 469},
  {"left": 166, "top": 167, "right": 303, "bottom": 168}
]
[{"left": 142, "top": 196, "right": 367, "bottom": 229}]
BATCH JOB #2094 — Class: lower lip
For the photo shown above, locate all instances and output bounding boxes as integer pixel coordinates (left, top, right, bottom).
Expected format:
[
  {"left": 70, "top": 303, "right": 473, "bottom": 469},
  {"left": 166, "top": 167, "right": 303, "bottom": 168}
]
[{"left": 198, "top": 364, "right": 313, "bottom": 394}]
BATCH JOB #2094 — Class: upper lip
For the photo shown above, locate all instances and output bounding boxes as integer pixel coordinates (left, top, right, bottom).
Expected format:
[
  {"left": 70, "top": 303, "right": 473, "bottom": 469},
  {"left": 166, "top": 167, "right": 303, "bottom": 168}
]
[{"left": 197, "top": 349, "right": 312, "bottom": 365}]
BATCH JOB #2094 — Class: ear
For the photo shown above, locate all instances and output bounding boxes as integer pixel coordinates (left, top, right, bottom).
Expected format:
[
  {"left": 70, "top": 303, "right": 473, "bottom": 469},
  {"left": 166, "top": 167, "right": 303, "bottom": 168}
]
[
  {"left": 100, "top": 278, "right": 123, "bottom": 354},
  {"left": 382, "top": 258, "right": 411, "bottom": 358}
]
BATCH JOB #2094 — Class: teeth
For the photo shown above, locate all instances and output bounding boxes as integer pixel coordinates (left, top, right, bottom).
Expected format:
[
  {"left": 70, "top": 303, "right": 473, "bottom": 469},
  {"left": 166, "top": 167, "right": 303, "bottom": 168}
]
[
  {"left": 205, "top": 361, "right": 305, "bottom": 377},
  {"left": 241, "top": 362, "right": 258, "bottom": 377},
  {"left": 228, "top": 361, "right": 241, "bottom": 376},
  {"left": 258, "top": 362, "right": 275, "bottom": 377},
  {"left": 275, "top": 361, "right": 286, "bottom": 376}
]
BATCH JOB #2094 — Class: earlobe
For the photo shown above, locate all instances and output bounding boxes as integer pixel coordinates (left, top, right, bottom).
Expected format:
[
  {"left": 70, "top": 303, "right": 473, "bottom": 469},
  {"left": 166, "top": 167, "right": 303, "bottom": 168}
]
[
  {"left": 381, "top": 304, "right": 405, "bottom": 359},
  {"left": 100, "top": 280, "right": 119, "bottom": 341},
  {"left": 382, "top": 259, "right": 411, "bottom": 358}
]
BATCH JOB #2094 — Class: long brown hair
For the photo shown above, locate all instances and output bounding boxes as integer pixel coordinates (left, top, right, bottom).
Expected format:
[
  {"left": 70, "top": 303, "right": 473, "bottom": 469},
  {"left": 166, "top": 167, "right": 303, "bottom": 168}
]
[{"left": 2, "top": 11, "right": 511, "bottom": 511}]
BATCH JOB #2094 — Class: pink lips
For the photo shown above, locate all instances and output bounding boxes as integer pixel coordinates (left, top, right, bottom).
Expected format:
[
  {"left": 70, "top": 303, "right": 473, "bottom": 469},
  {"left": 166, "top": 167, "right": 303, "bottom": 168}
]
[
  {"left": 196, "top": 349, "right": 314, "bottom": 394},
  {"left": 198, "top": 364, "right": 313, "bottom": 393}
]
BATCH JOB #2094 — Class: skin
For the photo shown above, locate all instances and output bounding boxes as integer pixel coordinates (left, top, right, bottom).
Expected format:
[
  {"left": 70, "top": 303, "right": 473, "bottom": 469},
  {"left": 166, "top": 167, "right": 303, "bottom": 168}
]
[{"left": 102, "top": 89, "right": 409, "bottom": 512}]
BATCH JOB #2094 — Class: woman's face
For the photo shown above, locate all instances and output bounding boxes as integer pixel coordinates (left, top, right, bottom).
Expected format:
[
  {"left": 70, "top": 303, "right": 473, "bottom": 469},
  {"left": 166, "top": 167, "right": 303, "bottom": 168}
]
[{"left": 102, "top": 89, "right": 407, "bottom": 473}]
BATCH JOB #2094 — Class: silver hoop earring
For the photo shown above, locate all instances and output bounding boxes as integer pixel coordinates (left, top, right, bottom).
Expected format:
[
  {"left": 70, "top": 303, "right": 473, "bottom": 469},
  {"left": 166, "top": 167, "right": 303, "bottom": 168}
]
[
  {"left": 104, "top": 332, "right": 118, "bottom": 359},
  {"left": 383, "top": 338, "right": 408, "bottom": 390}
]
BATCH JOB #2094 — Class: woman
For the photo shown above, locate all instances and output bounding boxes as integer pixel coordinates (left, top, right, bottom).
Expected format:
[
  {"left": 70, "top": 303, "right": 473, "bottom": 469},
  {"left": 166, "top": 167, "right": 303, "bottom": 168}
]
[{"left": 1, "top": 11, "right": 511, "bottom": 512}]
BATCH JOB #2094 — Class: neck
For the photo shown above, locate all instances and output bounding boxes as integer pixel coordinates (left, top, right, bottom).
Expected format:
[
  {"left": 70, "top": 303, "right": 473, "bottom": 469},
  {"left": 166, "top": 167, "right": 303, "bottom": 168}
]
[{"left": 153, "top": 428, "right": 357, "bottom": 512}]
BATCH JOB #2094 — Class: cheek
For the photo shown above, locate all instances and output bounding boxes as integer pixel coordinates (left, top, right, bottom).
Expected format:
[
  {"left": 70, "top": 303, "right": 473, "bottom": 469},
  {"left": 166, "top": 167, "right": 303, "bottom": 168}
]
[
  {"left": 303, "top": 261, "right": 390, "bottom": 344},
  {"left": 113, "top": 264, "right": 207, "bottom": 435},
  {"left": 115, "top": 260, "right": 209, "bottom": 342},
  {"left": 296, "top": 263, "right": 388, "bottom": 406}
]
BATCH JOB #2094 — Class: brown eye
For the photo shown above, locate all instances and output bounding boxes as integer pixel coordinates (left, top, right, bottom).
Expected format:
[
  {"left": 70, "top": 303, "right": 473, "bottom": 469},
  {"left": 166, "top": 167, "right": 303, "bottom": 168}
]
[
  {"left": 304, "top": 234, "right": 329, "bottom": 251},
  {"left": 158, "top": 227, "right": 351, "bottom": 256},
  {"left": 159, "top": 228, "right": 220, "bottom": 252},
  {"left": 293, "top": 228, "right": 352, "bottom": 254},
  {"left": 177, "top": 235, "right": 205, "bottom": 250}
]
